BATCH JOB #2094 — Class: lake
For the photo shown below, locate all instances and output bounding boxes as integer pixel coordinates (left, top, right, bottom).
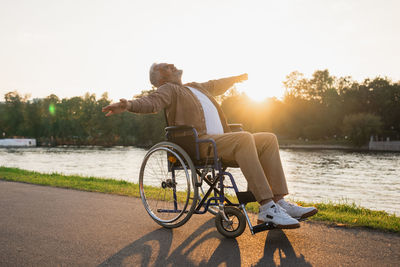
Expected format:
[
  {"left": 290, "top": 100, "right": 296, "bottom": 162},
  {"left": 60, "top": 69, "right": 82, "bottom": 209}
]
[{"left": 1, "top": 147, "right": 399, "bottom": 215}]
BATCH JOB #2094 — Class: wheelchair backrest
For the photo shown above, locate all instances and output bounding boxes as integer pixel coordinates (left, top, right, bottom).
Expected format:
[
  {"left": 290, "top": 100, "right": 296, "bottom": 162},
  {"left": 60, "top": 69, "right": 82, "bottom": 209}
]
[
  {"left": 166, "top": 131, "right": 197, "bottom": 160},
  {"left": 164, "top": 110, "right": 198, "bottom": 160}
]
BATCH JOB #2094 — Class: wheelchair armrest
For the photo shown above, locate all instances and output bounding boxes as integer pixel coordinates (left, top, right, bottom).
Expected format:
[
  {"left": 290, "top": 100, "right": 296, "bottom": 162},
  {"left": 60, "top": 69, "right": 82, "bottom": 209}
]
[
  {"left": 228, "top": 123, "right": 243, "bottom": 132},
  {"left": 165, "top": 125, "right": 199, "bottom": 137},
  {"left": 165, "top": 125, "right": 195, "bottom": 132}
]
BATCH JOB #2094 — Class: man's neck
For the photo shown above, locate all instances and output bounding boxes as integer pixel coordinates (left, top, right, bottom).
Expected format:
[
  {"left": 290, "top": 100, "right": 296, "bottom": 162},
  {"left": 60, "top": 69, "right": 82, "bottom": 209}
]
[
  {"left": 171, "top": 81, "right": 183, "bottom": 86},
  {"left": 162, "top": 80, "right": 182, "bottom": 86}
]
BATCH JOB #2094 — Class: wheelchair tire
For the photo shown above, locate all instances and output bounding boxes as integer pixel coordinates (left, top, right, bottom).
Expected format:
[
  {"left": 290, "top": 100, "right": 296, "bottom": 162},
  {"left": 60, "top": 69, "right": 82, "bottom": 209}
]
[
  {"left": 215, "top": 207, "right": 246, "bottom": 238},
  {"left": 139, "top": 142, "right": 198, "bottom": 228}
]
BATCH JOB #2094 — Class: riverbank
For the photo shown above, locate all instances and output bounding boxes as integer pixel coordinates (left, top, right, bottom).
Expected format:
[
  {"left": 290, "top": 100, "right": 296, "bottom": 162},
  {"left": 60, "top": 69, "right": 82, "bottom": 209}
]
[
  {"left": 279, "top": 139, "right": 400, "bottom": 152},
  {"left": 6, "top": 137, "right": 399, "bottom": 152},
  {"left": 279, "top": 143, "right": 358, "bottom": 151},
  {"left": 1, "top": 166, "right": 398, "bottom": 233}
]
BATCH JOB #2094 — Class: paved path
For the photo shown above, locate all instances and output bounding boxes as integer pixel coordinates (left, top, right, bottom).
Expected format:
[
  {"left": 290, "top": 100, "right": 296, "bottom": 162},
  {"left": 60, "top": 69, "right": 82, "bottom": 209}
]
[{"left": 0, "top": 180, "right": 399, "bottom": 266}]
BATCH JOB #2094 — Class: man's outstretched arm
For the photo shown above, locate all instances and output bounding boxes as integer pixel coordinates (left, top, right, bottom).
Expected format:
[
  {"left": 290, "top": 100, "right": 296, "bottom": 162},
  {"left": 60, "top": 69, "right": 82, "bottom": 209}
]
[
  {"left": 200, "top": 73, "right": 248, "bottom": 96},
  {"left": 102, "top": 85, "right": 174, "bottom": 116},
  {"left": 102, "top": 98, "right": 130, "bottom": 116}
]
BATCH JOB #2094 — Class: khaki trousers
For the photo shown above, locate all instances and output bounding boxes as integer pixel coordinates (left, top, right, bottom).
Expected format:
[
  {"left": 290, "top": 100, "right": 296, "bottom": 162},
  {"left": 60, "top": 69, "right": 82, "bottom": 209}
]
[{"left": 200, "top": 132, "right": 289, "bottom": 202}]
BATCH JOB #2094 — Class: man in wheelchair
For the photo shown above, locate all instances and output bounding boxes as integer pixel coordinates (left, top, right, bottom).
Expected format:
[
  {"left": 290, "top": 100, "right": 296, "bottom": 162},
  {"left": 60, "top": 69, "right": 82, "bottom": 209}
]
[{"left": 102, "top": 63, "right": 317, "bottom": 230}]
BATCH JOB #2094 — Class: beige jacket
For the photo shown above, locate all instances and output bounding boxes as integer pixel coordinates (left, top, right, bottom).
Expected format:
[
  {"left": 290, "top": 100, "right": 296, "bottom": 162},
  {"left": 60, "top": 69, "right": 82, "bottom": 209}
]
[{"left": 127, "top": 76, "right": 242, "bottom": 136}]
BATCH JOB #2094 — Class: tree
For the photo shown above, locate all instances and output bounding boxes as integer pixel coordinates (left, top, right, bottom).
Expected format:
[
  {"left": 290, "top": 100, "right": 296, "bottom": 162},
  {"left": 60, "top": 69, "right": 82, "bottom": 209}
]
[
  {"left": 308, "top": 70, "right": 335, "bottom": 101},
  {"left": 283, "top": 71, "right": 309, "bottom": 99},
  {"left": 283, "top": 70, "right": 336, "bottom": 102},
  {"left": 342, "top": 113, "right": 383, "bottom": 146}
]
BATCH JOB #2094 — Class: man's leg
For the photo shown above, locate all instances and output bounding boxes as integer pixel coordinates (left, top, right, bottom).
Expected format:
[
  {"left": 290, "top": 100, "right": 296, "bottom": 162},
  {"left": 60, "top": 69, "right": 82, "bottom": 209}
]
[
  {"left": 253, "top": 132, "right": 318, "bottom": 219},
  {"left": 252, "top": 133, "right": 289, "bottom": 200},
  {"left": 201, "top": 131, "right": 274, "bottom": 203},
  {"left": 200, "top": 132, "right": 300, "bottom": 228}
]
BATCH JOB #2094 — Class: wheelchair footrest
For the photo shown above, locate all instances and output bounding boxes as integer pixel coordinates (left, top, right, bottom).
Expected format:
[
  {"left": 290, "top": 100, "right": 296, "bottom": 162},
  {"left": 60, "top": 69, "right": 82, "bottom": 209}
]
[
  {"left": 236, "top": 191, "right": 257, "bottom": 204},
  {"left": 252, "top": 222, "right": 276, "bottom": 234}
]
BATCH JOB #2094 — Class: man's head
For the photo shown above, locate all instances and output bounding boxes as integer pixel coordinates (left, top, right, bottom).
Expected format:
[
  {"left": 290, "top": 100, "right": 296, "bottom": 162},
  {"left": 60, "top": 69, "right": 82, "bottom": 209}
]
[{"left": 149, "top": 63, "right": 183, "bottom": 88}]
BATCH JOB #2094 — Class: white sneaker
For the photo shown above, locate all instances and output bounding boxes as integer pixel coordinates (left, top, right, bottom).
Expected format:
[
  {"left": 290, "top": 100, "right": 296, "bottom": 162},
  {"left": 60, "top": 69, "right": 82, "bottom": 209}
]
[
  {"left": 257, "top": 201, "right": 300, "bottom": 229},
  {"left": 277, "top": 199, "right": 318, "bottom": 220}
]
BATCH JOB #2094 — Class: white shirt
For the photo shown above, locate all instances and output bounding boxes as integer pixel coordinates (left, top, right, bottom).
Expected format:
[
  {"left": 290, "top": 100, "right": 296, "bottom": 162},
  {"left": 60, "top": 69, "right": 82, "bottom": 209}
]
[{"left": 186, "top": 86, "right": 224, "bottom": 135}]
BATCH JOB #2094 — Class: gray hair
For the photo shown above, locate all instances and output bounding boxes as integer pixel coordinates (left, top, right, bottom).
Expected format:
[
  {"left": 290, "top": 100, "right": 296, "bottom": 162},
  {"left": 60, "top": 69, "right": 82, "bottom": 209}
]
[{"left": 149, "top": 63, "right": 161, "bottom": 87}]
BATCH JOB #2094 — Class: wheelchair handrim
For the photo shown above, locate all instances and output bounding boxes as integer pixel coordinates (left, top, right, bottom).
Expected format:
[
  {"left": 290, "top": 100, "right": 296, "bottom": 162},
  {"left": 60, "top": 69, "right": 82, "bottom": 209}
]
[{"left": 139, "top": 146, "right": 191, "bottom": 224}]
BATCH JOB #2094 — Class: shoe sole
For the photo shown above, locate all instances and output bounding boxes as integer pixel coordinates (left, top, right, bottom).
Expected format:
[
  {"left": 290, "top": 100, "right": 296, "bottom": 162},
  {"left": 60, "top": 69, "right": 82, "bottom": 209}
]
[
  {"left": 256, "top": 220, "right": 300, "bottom": 229},
  {"left": 300, "top": 209, "right": 318, "bottom": 220}
]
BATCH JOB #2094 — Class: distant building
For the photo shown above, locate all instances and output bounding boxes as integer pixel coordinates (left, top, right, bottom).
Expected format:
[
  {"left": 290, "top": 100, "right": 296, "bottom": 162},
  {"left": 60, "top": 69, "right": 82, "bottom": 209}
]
[
  {"left": 0, "top": 139, "right": 37, "bottom": 147},
  {"left": 369, "top": 140, "right": 400, "bottom": 152}
]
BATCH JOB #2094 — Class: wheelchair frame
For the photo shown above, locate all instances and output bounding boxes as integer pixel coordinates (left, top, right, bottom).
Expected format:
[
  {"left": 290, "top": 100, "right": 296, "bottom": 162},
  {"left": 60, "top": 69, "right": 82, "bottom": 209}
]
[{"left": 139, "top": 124, "right": 276, "bottom": 238}]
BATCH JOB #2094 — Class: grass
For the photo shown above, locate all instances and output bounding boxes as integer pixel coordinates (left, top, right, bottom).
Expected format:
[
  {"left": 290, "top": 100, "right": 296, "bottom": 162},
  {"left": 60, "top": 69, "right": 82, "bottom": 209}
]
[
  {"left": 0, "top": 166, "right": 142, "bottom": 197},
  {"left": 1, "top": 166, "right": 399, "bottom": 233}
]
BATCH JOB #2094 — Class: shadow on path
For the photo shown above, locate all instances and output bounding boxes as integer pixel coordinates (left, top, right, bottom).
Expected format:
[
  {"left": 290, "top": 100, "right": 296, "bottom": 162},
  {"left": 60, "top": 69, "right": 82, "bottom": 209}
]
[
  {"left": 99, "top": 219, "right": 311, "bottom": 266},
  {"left": 254, "top": 229, "right": 312, "bottom": 266}
]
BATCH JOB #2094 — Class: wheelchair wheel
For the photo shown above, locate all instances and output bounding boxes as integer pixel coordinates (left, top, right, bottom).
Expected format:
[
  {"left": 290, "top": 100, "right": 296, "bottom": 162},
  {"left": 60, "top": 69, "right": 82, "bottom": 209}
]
[
  {"left": 139, "top": 142, "right": 198, "bottom": 228},
  {"left": 215, "top": 207, "right": 246, "bottom": 238}
]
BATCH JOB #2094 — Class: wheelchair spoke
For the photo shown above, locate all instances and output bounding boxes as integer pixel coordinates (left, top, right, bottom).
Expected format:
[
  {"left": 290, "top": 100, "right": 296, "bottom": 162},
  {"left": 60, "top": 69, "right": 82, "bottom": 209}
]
[
  {"left": 222, "top": 215, "right": 239, "bottom": 232},
  {"left": 158, "top": 154, "right": 166, "bottom": 180},
  {"left": 161, "top": 188, "right": 166, "bottom": 205},
  {"left": 154, "top": 188, "right": 163, "bottom": 212},
  {"left": 147, "top": 160, "right": 160, "bottom": 184}
]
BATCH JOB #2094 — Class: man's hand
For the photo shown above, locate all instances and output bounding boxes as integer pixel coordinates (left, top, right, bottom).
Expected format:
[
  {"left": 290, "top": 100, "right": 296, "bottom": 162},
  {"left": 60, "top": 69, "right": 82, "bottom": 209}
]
[
  {"left": 236, "top": 73, "right": 248, "bottom": 83},
  {"left": 102, "top": 98, "right": 129, "bottom": 117}
]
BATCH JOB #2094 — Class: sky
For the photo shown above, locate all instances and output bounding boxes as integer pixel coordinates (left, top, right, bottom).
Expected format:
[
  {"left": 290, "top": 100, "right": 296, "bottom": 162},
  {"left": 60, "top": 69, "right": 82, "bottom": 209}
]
[{"left": 1, "top": 0, "right": 399, "bottom": 102}]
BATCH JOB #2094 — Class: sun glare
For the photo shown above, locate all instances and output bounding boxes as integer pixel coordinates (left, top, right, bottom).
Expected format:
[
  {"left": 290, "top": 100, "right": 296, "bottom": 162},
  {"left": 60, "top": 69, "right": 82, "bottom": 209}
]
[{"left": 235, "top": 75, "right": 285, "bottom": 102}]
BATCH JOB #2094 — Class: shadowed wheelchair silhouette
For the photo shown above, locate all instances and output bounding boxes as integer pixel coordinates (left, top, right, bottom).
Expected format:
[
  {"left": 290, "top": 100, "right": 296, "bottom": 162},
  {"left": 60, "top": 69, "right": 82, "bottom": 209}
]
[{"left": 98, "top": 218, "right": 311, "bottom": 266}]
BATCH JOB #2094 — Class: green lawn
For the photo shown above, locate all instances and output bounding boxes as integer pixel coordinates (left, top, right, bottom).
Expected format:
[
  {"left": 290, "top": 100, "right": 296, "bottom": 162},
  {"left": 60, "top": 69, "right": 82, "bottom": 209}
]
[{"left": 1, "top": 166, "right": 399, "bottom": 233}]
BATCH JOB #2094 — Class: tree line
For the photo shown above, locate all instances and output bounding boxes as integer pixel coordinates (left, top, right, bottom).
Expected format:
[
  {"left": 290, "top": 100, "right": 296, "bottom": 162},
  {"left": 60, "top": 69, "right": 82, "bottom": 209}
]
[
  {"left": 0, "top": 92, "right": 165, "bottom": 147},
  {"left": 1, "top": 69, "right": 399, "bottom": 147},
  {"left": 223, "top": 70, "right": 399, "bottom": 146}
]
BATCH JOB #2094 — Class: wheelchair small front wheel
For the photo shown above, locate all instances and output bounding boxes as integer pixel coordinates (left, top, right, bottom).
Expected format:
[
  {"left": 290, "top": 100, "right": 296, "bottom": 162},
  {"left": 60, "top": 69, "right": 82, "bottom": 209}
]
[{"left": 215, "top": 207, "right": 246, "bottom": 238}]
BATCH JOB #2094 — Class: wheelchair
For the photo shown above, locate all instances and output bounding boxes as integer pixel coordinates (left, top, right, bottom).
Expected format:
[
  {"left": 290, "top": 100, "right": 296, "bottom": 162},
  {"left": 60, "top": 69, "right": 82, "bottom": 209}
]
[{"left": 139, "top": 124, "right": 276, "bottom": 238}]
